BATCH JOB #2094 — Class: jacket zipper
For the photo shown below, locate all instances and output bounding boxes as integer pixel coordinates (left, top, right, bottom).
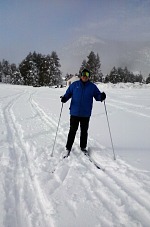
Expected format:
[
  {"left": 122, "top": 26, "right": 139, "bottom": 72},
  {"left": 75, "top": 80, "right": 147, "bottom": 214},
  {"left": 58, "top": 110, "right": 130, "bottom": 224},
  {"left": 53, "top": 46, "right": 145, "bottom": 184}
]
[{"left": 78, "top": 83, "right": 85, "bottom": 116}]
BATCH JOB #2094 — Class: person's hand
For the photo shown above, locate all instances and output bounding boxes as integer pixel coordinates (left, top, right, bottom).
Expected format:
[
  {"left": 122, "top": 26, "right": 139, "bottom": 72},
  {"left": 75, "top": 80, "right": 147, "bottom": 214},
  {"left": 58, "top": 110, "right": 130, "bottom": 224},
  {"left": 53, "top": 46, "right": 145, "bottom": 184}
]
[
  {"left": 101, "top": 92, "right": 106, "bottom": 102},
  {"left": 60, "top": 96, "right": 66, "bottom": 103}
]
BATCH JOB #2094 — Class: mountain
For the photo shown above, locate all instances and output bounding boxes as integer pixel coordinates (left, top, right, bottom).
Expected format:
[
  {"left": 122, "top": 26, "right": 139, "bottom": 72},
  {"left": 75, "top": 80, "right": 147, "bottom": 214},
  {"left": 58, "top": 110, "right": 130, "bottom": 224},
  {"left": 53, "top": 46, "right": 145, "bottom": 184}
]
[{"left": 59, "top": 36, "right": 150, "bottom": 78}]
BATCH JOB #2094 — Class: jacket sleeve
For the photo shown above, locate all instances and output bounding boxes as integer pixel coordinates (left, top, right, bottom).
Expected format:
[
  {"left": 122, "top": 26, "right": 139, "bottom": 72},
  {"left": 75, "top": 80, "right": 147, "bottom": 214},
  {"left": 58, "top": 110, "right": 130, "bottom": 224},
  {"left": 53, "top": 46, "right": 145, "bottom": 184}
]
[
  {"left": 63, "top": 84, "right": 73, "bottom": 102},
  {"left": 93, "top": 85, "right": 101, "bottom": 101}
]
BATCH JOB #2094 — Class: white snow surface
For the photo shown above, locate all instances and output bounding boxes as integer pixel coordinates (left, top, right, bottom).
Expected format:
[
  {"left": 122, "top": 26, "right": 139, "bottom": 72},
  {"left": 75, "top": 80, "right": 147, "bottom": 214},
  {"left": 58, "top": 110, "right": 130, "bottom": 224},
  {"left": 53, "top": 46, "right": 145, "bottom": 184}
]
[{"left": 0, "top": 82, "right": 150, "bottom": 227}]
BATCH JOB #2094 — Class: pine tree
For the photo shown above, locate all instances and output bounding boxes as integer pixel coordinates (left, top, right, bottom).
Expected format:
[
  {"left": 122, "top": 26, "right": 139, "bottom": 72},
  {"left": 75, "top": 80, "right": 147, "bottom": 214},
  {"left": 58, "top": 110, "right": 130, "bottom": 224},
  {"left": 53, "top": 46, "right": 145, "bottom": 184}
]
[
  {"left": 135, "top": 73, "right": 143, "bottom": 83},
  {"left": 10, "top": 63, "right": 23, "bottom": 85},
  {"left": 38, "top": 55, "right": 50, "bottom": 86},
  {"left": 1, "top": 60, "right": 12, "bottom": 83},
  {"left": 95, "top": 53, "right": 102, "bottom": 82},
  {"left": 146, "top": 74, "right": 150, "bottom": 84},
  {"left": 80, "top": 51, "right": 102, "bottom": 82},
  {"left": 104, "top": 74, "right": 109, "bottom": 83},
  {"left": 18, "top": 51, "right": 62, "bottom": 86},
  {"left": 108, "top": 67, "right": 119, "bottom": 83},
  {"left": 65, "top": 73, "right": 74, "bottom": 81},
  {"left": 50, "top": 51, "right": 62, "bottom": 86},
  {"left": 80, "top": 59, "right": 87, "bottom": 73},
  {"left": 0, "top": 62, "right": 2, "bottom": 82},
  {"left": 87, "top": 51, "right": 97, "bottom": 82},
  {"left": 19, "top": 53, "right": 39, "bottom": 86}
]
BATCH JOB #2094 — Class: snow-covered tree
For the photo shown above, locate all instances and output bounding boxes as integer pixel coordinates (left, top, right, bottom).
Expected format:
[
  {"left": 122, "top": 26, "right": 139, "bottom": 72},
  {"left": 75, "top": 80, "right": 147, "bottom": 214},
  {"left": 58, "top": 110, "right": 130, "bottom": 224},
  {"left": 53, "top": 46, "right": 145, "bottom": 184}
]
[
  {"left": 19, "top": 56, "right": 39, "bottom": 86},
  {"left": 0, "top": 62, "right": 2, "bottom": 82},
  {"left": 1, "top": 60, "right": 12, "bottom": 83},
  {"left": 146, "top": 74, "right": 150, "bottom": 84},
  {"left": 108, "top": 67, "right": 119, "bottom": 83},
  {"left": 50, "top": 51, "right": 62, "bottom": 86},
  {"left": 38, "top": 55, "right": 51, "bottom": 86},
  {"left": 65, "top": 73, "right": 74, "bottom": 81},
  {"left": 10, "top": 63, "right": 23, "bottom": 85},
  {"left": 105, "top": 67, "right": 143, "bottom": 84},
  {"left": 19, "top": 51, "right": 62, "bottom": 86}
]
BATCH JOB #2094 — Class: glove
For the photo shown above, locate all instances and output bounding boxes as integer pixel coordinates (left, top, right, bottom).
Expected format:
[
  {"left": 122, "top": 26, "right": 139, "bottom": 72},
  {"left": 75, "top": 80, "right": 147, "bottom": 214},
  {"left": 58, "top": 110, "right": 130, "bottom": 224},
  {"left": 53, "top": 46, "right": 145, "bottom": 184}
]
[
  {"left": 60, "top": 96, "right": 67, "bottom": 103},
  {"left": 101, "top": 92, "right": 106, "bottom": 102}
]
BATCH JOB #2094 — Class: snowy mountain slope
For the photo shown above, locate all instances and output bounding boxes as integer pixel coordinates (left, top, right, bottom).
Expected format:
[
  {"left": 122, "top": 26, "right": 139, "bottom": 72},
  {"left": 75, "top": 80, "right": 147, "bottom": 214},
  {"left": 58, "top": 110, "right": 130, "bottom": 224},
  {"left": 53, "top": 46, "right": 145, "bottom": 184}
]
[
  {"left": 0, "top": 83, "right": 150, "bottom": 227},
  {"left": 59, "top": 36, "right": 150, "bottom": 77}
]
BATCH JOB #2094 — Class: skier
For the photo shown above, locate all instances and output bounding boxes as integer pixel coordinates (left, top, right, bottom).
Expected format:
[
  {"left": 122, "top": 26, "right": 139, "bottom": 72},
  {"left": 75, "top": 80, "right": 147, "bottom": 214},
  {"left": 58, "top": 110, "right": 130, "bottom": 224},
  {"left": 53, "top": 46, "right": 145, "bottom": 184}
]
[{"left": 61, "top": 68, "right": 106, "bottom": 158}]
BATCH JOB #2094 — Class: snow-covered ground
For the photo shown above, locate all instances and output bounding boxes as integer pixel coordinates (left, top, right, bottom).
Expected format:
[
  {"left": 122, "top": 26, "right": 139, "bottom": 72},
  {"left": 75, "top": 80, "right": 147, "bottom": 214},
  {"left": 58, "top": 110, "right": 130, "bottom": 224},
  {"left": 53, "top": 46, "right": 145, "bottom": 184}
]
[{"left": 0, "top": 82, "right": 150, "bottom": 227}]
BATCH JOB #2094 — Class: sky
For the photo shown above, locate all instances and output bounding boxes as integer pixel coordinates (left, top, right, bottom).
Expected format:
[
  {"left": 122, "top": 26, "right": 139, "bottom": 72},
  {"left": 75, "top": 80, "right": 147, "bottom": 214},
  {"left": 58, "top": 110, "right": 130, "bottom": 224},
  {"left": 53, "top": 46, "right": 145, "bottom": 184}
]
[{"left": 0, "top": 0, "right": 150, "bottom": 75}]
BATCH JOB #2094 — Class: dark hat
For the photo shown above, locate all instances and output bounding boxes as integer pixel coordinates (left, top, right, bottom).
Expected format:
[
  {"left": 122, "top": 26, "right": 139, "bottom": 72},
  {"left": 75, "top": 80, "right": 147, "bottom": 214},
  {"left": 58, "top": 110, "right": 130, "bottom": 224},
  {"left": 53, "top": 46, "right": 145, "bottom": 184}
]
[{"left": 81, "top": 68, "right": 90, "bottom": 77}]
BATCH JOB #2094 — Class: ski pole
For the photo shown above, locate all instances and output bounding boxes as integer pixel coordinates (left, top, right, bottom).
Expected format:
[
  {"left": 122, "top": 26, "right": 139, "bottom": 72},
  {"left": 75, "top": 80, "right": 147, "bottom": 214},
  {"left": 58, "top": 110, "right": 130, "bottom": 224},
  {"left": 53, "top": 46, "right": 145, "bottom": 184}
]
[
  {"left": 104, "top": 100, "right": 116, "bottom": 160},
  {"left": 51, "top": 102, "right": 64, "bottom": 157}
]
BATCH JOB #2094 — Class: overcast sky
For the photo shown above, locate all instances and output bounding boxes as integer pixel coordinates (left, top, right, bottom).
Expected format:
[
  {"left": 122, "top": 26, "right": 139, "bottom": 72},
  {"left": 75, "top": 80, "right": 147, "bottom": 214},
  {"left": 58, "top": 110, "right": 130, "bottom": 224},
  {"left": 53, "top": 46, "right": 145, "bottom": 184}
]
[{"left": 0, "top": 0, "right": 150, "bottom": 74}]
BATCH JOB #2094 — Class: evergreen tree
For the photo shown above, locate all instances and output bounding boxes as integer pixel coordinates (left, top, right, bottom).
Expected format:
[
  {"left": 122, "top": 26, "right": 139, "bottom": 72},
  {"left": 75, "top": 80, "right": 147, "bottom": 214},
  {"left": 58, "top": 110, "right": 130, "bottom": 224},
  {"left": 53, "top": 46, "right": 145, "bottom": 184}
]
[
  {"left": 108, "top": 67, "right": 119, "bottom": 83},
  {"left": 135, "top": 73, "right": 143, "bottom": 83},
  {"left": 38, "top": 55, "right": 50, "bottom": 86},
  {"left": 95, "top": 53, "right": 103, "bottom": 82},
  {"left": 87, "top": 51, "right": 100, "bottom": 82},
  {"left": 65, "top": 73, "right": 74, "bottom": 81},
  {"left": 0, "top": 61, "right": 2, "bottom": 82},
  {"left": 105, "top": 66, "right": 143, "bottom": 84},
  {"left": 19, "top": 51, "right": 62, "bottom": 86},
  {"left": 146, "top": 74, "right": 150, "bottom": 84},
  {"left": 50, "top": 51, "right": 62, "bottom": 85},
  {"left": 80, "top": 59, "right": 87, "bottom": 72},
  {"left": 19, "top": 54, "right": 39, "bottom": 86},
  {"left": 104, "top": 74, "right": 109, "bottom": 83},
  {"left": 80, "top": 51, "right": 102, "bottom": 82},
  {"left": 118, "top": 67, "right": 126, "bottom": 82},
  {"left": 10, "top": 63, "right": 23, "bottom": 85},
  {"left": 1, "top": 59, "right": 12, "bottom": 83}
]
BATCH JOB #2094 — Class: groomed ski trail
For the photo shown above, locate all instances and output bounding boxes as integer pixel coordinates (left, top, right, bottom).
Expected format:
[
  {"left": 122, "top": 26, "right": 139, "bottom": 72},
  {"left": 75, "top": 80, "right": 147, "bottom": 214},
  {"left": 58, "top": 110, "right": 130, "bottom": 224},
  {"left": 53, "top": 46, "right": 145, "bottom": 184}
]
[
  {"left": 0, "top": 84, "right": 150, "bottom": 227},
  {"left": 0, "top": 89, "right": 56, "bottom": 227},
  {"left": 29, "top": 89, "right": 150, "bottom": 226}
]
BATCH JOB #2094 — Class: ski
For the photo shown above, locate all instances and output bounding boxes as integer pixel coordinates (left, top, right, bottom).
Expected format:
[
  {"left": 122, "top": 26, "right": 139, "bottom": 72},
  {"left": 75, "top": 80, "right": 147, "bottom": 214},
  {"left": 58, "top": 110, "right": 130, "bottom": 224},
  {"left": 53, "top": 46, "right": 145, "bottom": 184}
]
[
  {"left": 51, "top": 149, "right": 105, "bottom": 174},
  {"left": 84, "top": 151, "right": 105, "bottom": 172}
]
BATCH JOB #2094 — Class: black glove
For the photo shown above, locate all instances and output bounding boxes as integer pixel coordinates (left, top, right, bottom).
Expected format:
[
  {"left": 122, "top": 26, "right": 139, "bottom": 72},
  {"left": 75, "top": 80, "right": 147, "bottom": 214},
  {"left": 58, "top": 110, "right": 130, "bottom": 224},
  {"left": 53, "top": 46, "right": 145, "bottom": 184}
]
[
  {"left": 101, "top": 92, "right": 106, "bottom": 102},
  {"left": 60, "top": 96, "right": 67, "bottom": 103}
]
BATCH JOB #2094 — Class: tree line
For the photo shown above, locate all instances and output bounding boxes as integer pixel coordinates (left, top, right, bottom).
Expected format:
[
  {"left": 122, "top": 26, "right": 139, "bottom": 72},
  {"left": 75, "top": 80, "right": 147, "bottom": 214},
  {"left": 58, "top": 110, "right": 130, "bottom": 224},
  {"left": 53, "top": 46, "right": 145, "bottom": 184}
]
[
  {"left": 104, "top": 66, "right": 144, "bottom": 84},
  {"left": 1, "top": 50, "right": 150, "bottom": 85},
  {"left": 0, "top": 51, "right": 62, "bottom": 86}
]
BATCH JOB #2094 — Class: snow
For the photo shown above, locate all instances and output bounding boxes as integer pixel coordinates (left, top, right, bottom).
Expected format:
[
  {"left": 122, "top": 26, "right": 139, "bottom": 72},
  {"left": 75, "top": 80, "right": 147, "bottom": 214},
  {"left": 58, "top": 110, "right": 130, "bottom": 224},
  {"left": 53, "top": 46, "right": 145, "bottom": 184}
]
[{"left": 0, "top": 82, "right": 150, "bottom": 227}]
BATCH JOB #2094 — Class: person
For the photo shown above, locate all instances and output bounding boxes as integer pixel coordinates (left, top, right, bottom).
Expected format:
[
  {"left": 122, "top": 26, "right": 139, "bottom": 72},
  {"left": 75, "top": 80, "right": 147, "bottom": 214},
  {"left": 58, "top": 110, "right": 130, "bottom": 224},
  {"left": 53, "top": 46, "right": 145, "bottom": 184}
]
[{"left": 61, "top": 68, "right": 106, "bottom": 158}]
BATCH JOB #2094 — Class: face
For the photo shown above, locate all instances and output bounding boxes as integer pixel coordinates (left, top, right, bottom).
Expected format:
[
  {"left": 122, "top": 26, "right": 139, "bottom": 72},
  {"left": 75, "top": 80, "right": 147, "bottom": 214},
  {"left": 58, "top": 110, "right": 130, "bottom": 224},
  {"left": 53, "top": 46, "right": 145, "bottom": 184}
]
[
  {"left": 81, "top": 71, "right": 90, "bottom": 82},
  {"left": 81, "top": 75, "right": 89, "bottom": 82}
]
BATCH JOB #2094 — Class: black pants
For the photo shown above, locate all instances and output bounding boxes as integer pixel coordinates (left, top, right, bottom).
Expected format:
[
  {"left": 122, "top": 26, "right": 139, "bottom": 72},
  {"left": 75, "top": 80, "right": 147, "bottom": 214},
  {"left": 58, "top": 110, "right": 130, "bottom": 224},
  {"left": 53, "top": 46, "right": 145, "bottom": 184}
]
[{"left": 66, "top": 115, "right": 90, "bottom": 151}]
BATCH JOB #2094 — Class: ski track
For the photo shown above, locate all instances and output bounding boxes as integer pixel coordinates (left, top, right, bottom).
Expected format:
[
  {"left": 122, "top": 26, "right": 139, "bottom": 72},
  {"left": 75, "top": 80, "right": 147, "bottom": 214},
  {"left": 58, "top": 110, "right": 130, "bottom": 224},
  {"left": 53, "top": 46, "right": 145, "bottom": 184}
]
[
  {"left": 107, "top": 97, "right": 150, "bottom": 118},
  {"left": 0, "top": 90, "right": 56, "bottom": 227},
  {"left": 75, "top": 152, "right": 150, "bottom": 226},
  {"left": 29, "top": 92, "right": 69, "bottom": 151},
  {"left": 0, "top": 87, "right": 150, "bottom": 227}
]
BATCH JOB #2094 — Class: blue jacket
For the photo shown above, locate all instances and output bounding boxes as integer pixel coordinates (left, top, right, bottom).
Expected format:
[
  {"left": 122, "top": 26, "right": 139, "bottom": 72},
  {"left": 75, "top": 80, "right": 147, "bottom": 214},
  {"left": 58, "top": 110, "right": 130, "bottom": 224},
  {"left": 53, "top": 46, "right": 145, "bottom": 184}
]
[{"left": 64, "top": 80, "right": 102, "bottom": 117}]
